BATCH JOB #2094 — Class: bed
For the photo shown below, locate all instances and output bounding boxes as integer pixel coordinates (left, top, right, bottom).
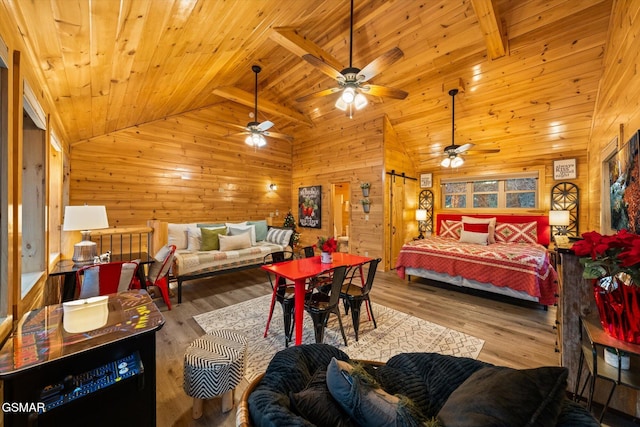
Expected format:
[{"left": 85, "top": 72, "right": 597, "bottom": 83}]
[{"left": 395, "top": 214, "right": 558, "bottom": 306}]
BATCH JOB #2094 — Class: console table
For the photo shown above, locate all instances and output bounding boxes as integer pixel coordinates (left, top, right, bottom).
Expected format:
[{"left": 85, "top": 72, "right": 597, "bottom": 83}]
[
  {"left": 0, "top": 290, "right": 164, "bottom": 426},
  {"left": 574, "top": 315, "right": 640, "bottom": 422}
]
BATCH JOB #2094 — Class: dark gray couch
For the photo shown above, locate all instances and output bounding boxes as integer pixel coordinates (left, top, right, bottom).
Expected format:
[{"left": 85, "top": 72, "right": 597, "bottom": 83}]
[{"left": 247, "top": 344, "right": 599, "bottom": 427}]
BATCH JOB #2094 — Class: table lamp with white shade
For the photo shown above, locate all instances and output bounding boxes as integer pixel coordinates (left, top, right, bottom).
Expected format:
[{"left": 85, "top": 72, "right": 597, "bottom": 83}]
[
  {"left": 416, "top": 209, "right": 427, "bottom": 239},
  {"left": 63, "top": 205, "right": 109, "bottom": 264},
  {"left": 549, "top": 210, "right": 571, "bottom": 246}
]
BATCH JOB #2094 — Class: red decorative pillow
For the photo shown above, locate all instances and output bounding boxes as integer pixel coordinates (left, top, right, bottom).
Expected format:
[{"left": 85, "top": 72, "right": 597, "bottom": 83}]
[
  {"left": 440, "top": 220, "right": 462, "bottom": 239},
  {"left": 463, "top": 223, "right": 489, "bottom": 233},
  {"left": 495, "top": 222, "right": 538, "bottom": 244}
]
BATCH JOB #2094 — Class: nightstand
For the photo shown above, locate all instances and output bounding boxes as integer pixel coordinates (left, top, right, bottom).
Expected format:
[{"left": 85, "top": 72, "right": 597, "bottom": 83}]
[{"left": 573, "top": 315, "right": 640, "bottom": 422}]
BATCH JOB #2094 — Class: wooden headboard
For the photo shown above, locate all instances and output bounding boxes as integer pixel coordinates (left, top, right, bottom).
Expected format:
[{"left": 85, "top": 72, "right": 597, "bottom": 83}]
[{"left": 435, "top": 213, "right": 550, "bottom": 246}]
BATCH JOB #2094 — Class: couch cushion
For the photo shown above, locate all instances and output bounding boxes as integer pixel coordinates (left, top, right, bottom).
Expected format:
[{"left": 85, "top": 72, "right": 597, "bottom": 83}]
[
  {"left": 248, "top": 220, "right": 269, "bottom": 241},
  {"left": 218, "top": 233, "right": 252, "bottom": 251},
  {"left": 200, "top": 227, "right": 227, "bottom": 251},
  {"left": 168, "top": 223, "right": 190, "bottom": 250},
  {"left": 227, "top": 223, "right": 257, "bottom": 245},
  {"left": 438, "top": 365, "right": 568, "bottom": 427}
]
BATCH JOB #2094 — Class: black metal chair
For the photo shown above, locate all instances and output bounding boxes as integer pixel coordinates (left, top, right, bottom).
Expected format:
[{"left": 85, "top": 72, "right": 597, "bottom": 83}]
[
  {"left": 262, "top": 250, "right": 295, "bottom": 346},
  {"left": 302, "top": 246, "right": 315, "bottom": 258},
  {"left": 304, "top": 265, "right": 349, "bottom": 346},
  {"left": 340, "top": 258, "right": 381, "bottom": 341}
]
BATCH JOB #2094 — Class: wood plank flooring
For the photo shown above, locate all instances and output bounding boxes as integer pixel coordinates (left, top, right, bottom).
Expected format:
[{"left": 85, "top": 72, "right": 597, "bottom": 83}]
[{"left": 151, "top": 268, "right": 631, "bottom": 426}]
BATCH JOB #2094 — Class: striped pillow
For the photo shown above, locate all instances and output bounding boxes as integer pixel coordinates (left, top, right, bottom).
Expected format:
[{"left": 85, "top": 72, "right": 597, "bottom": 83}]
[{"left": 266, "top": 228, "right": 293, "bottom": 246}]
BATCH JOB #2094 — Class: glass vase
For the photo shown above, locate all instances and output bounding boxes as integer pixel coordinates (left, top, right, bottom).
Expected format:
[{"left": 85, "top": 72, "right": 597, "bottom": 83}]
[{"left": 593, "top": 275, "right": 640, "bottom": 344}]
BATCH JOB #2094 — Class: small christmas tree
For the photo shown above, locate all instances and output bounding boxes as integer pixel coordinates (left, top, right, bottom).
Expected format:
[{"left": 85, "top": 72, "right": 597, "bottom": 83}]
[{"left": 283, "top": 210, "right": 301, "bottom": 247}]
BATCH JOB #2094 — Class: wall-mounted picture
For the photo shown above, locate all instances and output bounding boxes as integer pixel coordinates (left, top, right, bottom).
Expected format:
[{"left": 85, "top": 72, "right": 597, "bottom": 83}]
[
  {"left": 420, "top": 173, "right": 433, "bottom": 188},
  {"left": 553, "top": 159, "right": 577, "bottom": 180},
  {"left": 298, "top": 185, "right": 322, "bottom": 228},
  {"left": 609, "top": 130, "right": 640, "bottom": 233}
]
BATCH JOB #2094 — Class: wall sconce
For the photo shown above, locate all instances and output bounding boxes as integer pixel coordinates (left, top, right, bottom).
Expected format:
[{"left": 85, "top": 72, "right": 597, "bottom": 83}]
[
  {"left": 269, "top": 183, "right": 277, "bottom": 191},
  {"left": 416, "top": 209, "right": 427, "bottom": 239}
]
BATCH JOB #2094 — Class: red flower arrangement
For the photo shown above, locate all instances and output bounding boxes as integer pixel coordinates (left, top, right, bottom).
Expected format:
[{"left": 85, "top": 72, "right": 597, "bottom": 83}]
[
  {"left": 571, "top": 229, "right": 640, "bottom": 285},
  {"left": 317, "top": 236, "right": 338, "bottom": 254}
]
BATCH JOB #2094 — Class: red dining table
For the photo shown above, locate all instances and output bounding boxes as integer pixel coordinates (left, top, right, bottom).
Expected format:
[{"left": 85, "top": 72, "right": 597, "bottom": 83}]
[{"left": 261, "top": 252, "right": 372, "bottom": 345}]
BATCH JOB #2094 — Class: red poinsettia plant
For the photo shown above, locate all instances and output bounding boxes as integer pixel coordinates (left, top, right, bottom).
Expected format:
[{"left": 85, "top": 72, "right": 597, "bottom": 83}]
[
  {"left": 316, "top": 236, "right": 338, "bottom": 254},
  {"left": 571, "top": 229, "right": 640, "bottom": 286}
]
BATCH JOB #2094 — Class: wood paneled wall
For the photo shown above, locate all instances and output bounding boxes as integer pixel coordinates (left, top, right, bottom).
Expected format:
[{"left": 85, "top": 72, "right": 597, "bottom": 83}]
[
  {"left": 588, "top": 0, "right": 640, "bottom": 232},
  {"left": 69, "top": 104, "right": 293, "bottom": 230},
  {"left": 290, "top": 111, "right": 385, "bottom": 263}
]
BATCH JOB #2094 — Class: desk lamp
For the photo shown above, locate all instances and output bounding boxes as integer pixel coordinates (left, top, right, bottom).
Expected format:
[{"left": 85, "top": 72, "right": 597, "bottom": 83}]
[
  {"left": 63, "top": 205, "right": 109, "bottom": 264},
  {"left": 549, "top": 210, "right": 570, "bottom": 246}
]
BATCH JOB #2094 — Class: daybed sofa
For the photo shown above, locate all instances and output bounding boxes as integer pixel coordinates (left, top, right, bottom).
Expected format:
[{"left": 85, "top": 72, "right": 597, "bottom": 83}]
[
  {"left": 241, "top": 344, "right": 599, "bottom": 427},
  {"left": 148, "top": 219, "right": 294, "bottom": 303}
]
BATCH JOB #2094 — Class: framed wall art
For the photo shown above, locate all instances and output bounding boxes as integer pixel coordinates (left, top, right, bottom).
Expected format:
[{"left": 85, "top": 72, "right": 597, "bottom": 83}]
[
  {"left": 298, "top": 185, "right": 322, "bottom": 228},
  {"left": 607, "top": 130, "right": 639, "bottom": 233},
  {"left": 420, "top": 173, "right": 432, "bottom": 188},
  {"left": 553, "top": 159, "right": 577, "bottom": 180}
]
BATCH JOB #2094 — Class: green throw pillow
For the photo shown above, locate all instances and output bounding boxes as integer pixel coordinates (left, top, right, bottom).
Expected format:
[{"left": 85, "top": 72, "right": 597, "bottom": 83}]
[
  {"left": 200, "top": 227, "right": 226, "bottom": 251},
  {"left": 438, "top": 365, "right": 568, "bottom": 427},
  {"left": 248, "top": 220, "right": 269, "bottom": 241}
]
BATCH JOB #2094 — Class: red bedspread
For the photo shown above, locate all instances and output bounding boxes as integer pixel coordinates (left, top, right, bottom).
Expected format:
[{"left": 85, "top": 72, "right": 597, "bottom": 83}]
[{"left": 395, "top": 236, "right": 558, "bottom": 305}]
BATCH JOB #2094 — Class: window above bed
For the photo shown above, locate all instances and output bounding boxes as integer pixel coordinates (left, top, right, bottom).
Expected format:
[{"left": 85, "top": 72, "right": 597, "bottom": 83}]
[{"left": 442, "top": 173, "right": 538, "bottom": 210}]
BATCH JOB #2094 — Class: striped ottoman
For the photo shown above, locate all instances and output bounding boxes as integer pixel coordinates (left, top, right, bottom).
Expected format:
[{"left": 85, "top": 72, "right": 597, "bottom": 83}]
[{"left": 183, "top": 330, "right": 247, "bottom": 419}]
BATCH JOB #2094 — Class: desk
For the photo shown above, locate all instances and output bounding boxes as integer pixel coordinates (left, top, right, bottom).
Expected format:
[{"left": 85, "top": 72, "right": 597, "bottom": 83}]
[
  {"left": 49, "top": 252, "right": 153, "bottom": 302},
  {"left": 574, "top": 315, "right": 640, "bottom": 422},
  {"left": 261, "top": 252, "right": 371, "bottom": 345},
  {"left": 0, "top": 290, "right": 164, "bottom": 426}
]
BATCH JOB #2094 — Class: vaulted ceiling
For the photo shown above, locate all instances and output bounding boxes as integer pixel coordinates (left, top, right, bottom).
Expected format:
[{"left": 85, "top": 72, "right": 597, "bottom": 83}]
[{"left": 5, "top": 0, "right": 612, "bottom": 170}]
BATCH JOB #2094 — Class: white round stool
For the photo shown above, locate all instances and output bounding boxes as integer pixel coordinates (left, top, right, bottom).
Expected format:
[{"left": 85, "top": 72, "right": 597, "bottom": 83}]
[{"left": 183, "top": 330, "right": 247, "bottom": 419}]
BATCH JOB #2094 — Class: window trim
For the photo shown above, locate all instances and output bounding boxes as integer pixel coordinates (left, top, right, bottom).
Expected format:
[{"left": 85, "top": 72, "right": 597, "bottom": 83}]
[{"left": 441, "top": 170, "right": 541, "bottom": 211}]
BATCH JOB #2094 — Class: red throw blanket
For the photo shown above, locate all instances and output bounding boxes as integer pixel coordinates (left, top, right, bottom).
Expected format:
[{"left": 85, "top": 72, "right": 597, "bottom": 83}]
[{"left": 396, "top": 237, "right": 557, "bottom": 305}]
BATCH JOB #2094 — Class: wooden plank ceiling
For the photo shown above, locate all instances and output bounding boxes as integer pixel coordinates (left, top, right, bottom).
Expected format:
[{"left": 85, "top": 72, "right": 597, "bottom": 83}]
[{"left": 6, "top": 0, "right": 611, "bottom": 170}]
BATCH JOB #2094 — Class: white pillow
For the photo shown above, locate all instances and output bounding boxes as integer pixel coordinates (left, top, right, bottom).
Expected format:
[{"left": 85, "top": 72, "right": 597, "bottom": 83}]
[
  {"left": 218, "top": 233, "right": 252, "bottom": 251},
  {"left": 227, "top": 223, "right": 256, "bottom": 245},
  {"left": 459, "top": 229, "right": 489, "bottom": 245},
  {"left": 265, "top": 228, "right": 293, "bottom": 246},
  {"left": 462, "top": 216, "right": 496, "bottom": 244},
  {"left": 167, "top": 223, "right": 189, "bottom": 250},
  {"left": 186, "top": 224, "right": 202, "bottom": 251}
]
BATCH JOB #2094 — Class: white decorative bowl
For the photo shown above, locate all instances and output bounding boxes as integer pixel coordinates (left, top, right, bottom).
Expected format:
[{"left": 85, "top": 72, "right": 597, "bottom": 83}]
[{"left": 63, "top": 295, "right": 109, "bottom": 333}]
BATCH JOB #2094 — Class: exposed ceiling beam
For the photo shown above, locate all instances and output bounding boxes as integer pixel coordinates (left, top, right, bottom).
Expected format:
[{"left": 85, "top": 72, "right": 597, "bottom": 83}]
[
  {"left": 270, "top": 27, "right": 344, "bottom": 71},
  {"left": 470, "top": 0, "right": 507, "bottom": 59},
  {"left": 213, "top": 86, "right": 314, "bottom": 127}
]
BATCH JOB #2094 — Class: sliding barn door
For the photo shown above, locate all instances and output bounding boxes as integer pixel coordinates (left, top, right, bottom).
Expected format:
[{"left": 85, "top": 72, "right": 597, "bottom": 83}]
[{"left": 388, "top": 176, "right": 406, "bottom": 269}]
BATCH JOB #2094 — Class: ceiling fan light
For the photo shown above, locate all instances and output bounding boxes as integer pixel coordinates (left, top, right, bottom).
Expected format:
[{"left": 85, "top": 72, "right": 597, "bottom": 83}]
[
  {"left": 354, "top": 93, "right": 368, "bottom": 110},
  {"left": 451, "top": 156, "right": 464, "bottom": 168},
  {"left": 441, "top": 157, "right": 451, "bottom": 167},
  {"left": 335, "top": 97, "right": 348, "bottom": 111},
  {"left": 341, "top": 86, "right": 356, "bottom": 104},
  {"left": 245, "top": 133, "right": 266, "bottom": 147}
]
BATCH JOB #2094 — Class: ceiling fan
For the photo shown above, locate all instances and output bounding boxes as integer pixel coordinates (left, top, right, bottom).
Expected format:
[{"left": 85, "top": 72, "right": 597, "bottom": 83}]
[
  {"left": 296, "top": 0, "right": 408, "bottom": 116},
  {"left": 440, "top": 88, "right": 500, "bottom": 168},
  {"left": 219, "top": 65, "right": 292, "bottom": 147}
]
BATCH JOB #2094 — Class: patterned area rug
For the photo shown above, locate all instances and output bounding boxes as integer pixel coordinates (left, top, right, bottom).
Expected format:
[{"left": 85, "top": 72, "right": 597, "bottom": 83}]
[{"left": 194, "top": 294, "right": 484, "bottom": 382}]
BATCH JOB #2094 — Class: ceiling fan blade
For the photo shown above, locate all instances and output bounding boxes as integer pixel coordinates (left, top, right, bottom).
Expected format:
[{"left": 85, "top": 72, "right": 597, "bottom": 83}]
[
  {"left": 465, "top": 148, "right": 501, "bottom": 154},
  {"left": 257, "top": 120, "right": 274, "bottom": 131},
  {"left": 263, "top": 131, "right": 293, "bottom": 141},
  {"left": 296, "top": 87, "right": 342, "bottom": 102},
  {"left": 302, "top": 54, "right": 345, "bottom": 80},
  {"left": 357, "top": 47, "right": 404, "bottom": 82},
  {"left": 454, "top": 143, "right": 474, "bottom": 154},
  {"left": 215, "top": 120, "right": 249, "bottom": 132},
  {"left": 361, "top": 84, "right": 408, "bottom": 100}
]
